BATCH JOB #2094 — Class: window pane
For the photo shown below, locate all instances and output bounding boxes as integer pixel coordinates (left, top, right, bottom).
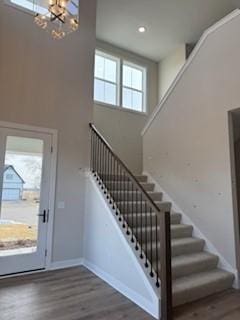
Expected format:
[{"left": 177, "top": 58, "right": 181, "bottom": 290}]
[
  {"left": 122, "top": 88, "right": 132, "bottom": 109},
  {"left": 132, "top": 91, "right": 143, "bottom": 111},
  {"left": 132, "top": 68, "right": 143, "bottom": 90},
  {"left": 94, "top": 79, "right": 105, "bottom": 103},
  {"left": 104, "top": 83, "right": 117, "bottom": 105},
  {"left": 123, "top": 65, "right": 132, "bottom": 88},
  {"left": 95, "top": 55, "right": 104, "bottom": 79},
  {"left": 104, "top": 59, "right": 117, "bottom": 83}
]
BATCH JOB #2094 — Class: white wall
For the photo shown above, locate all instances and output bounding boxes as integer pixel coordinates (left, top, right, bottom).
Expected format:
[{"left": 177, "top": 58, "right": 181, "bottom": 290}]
[
  {"left": 158, "top": 45, "right": 186, "bottom": 101},
  {"left": 83, "top": 175, "right": 159, "bottom": 318},
  {"left": 143, "top": 11, "right": 240, "bottom": 271},
  {"left": 94, "top": 41, "right": 158, "bottom": 174},
  {"left": 0, "top": 1, "right": 96, "bottom": 263}
]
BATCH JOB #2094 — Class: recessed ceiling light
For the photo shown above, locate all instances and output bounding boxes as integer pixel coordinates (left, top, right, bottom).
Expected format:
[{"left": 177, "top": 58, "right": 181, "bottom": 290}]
[{"left": 138, "top": 26, "right": 146, "bottom": 33}]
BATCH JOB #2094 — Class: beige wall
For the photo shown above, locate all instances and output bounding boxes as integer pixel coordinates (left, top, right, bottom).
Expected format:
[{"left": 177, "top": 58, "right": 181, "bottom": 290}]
[
  {"left": 94, "top": 41, "right": 158, "bottom": 174},
  {"left": 158, "top": 45, "right": 186, "bottom": 101},
  {"left": 0, "top": 1, "right": 96, "bottom": 262},
  {"left": 143, "top": 12, "right": 240, "bottom": 270}
]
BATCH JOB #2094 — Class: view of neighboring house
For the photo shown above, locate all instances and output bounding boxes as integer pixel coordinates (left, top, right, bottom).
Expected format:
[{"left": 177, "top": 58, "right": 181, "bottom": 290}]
[
  {"left": 2, "top": 165, "right": 25, "bottom": 201},
  {"left": 0, "top": 1, "right": 240, "bottom": 320}
]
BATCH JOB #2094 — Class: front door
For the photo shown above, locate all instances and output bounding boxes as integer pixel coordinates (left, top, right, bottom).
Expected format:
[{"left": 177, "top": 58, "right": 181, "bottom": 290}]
[{"left": 0, "top": 126, "right": 52, "bottom": 276}]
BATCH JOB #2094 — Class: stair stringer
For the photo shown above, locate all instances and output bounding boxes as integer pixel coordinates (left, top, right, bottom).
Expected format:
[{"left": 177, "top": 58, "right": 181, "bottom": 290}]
[
  {"left": 83, "top": 174, "right": 161, "bottom": 319},
  {"left": 143, "top": 171, "right": 239, "bottom": 289}
]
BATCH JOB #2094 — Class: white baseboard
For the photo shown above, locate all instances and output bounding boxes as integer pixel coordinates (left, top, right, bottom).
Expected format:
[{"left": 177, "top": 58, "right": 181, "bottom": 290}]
[
  {"left": 82, "top": 259, "right": 159, "bottom": 319},
  {"left": 143, "top": 171, "right": 240, "bottom": 289},
  {"left": 50, "top": 258, "right": 83, "bottom": 271}
]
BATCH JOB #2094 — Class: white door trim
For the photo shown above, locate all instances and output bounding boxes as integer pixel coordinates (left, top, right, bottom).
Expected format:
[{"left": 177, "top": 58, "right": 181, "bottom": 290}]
[{"left": 0, "top": 121, "right": 57, "bottom": 271}]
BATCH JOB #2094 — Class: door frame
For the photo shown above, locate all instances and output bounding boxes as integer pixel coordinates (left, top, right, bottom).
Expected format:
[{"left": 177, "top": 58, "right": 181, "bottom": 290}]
[
  {"left": 0, "top": 120, "right": 57, "bottom": 271},
  {"left": 228, "top": 110, "right": 240, "bottom": 288}
]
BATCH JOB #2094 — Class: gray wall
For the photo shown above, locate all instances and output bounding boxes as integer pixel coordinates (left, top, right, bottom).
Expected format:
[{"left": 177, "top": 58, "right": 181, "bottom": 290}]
[
  {"left": 94, "top": 41, "right": 158, "bottom": 174},
  {"left": 0, "top": 1, "right": 96, "bottom": 263},
  {"left": 143, "top": 12, "right": 240, "bottom": 270}
]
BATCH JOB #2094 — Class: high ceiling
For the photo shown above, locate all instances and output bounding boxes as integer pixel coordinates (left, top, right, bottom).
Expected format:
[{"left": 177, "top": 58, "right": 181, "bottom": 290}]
[{"left": 96, "top": 0, "right": 239, "bottom": 61}]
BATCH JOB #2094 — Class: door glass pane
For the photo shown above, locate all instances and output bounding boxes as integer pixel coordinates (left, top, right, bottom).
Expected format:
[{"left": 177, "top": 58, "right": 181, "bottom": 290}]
[{"left": 0, "top": 136, "right": 43, "bottom": 256}]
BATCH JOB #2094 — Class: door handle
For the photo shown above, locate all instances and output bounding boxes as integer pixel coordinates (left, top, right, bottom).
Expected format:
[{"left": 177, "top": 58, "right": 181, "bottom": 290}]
[{"left": 38, "top": 210, "right": 47, "bottom": 223}]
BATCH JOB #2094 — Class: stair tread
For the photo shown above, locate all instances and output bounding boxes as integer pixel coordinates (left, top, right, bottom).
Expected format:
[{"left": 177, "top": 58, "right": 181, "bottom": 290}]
[
  {"left": 112, "top": 191, "right": 161, "bottom": 194},
  {"left": 133, "top": 224, "right": 192, "bottom": 232},
  {"left": 171, "top": 237, "right": 204, "bottom": 246},
  {"left": 144, "top": 236, "right": 204, "bottom": 251},
  {"left": 172, "top": 252, "right": 218, "bottom": 268},
  {"left": 173, "top": 269, "right": 234, "bottom": 296}
]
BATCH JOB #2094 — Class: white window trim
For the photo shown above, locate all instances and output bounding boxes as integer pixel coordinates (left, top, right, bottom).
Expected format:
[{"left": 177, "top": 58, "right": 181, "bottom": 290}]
[{"left": 94, "top": 50, "right": 148, "bottom": 115}]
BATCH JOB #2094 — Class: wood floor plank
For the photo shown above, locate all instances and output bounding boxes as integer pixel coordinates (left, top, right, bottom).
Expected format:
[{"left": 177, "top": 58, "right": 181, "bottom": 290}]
[{"left": 0, "top": 267, "right": 239, "bottom": 320}]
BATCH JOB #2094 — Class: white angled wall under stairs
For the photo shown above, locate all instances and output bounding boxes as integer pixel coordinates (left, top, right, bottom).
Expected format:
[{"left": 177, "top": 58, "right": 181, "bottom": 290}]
[{"left": 83, "top": 175, "right": 160, "bottom": 318}]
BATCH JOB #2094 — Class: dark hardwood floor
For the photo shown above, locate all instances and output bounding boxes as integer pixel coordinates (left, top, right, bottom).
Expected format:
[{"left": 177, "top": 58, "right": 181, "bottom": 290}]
[{"left": 0, "top": 267, "right": 239, "bottom": 320}]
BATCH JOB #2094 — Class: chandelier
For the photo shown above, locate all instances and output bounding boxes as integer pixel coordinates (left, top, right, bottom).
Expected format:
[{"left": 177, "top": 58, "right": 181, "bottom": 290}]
[{"left": 34, "top": 0, "right": 79, "bottom": 40}]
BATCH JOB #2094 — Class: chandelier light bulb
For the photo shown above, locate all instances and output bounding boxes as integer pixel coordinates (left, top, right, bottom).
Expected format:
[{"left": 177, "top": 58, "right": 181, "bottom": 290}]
[{"left": 34, "top": 0, "right": 79, "bottom": 40}]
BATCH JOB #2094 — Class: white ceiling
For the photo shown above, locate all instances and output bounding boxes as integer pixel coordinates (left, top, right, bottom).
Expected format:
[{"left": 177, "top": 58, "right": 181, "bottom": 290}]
[{"left": 96, "top": 0, "right": 239, "bottom": 61}]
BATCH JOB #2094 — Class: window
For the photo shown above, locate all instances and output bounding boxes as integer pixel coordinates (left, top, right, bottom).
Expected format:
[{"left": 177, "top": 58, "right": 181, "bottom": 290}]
[
  {"left": 5, "top": 0, "right": 48, "bottom": 15},
  {"left": 6, "top": 174, "right": 13, "bottom": 180},
  {"left": 122, "top": 62, "right": 145, "bottom": 112},
  {"left": 5, "top": 0, "right": 79, "bottom": 15},
  {"left": 94, "top": 51, "right": 119, "bottom": 106},
  {"left": 94, "top": 50, "right": 147, "bottom": 113}
]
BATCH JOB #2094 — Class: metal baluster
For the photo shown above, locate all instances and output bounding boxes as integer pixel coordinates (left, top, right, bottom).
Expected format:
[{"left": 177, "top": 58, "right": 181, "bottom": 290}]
[
  {"left": 90, "top": 128, "right": 93, "bottom": 172},
  {"left": 118, "top": 162, "right": 122, "bottom": 222},
  {"left": 106, "top": 148, "right": 110, "bottom": 199},
  {"left": 92, "top": 132, "right": 95, "bottom": 174},
  {"left": 113, "top": 158, "right": 117, "bottom": 211},
  {"left": 103, "top": 144, "right": 106, "bottom": 193},
  {"left": 145, "top": 201, "right": 148, "bottom": 268},
  {"left": 140, "top": 193, "right": 143, "bottom": 259},
  {"left": 131, "top": 181, "right": 134, "bottom": 243},
  {"left": 150, "top": 206, "right": 154, "bottom": 277},
  {"left": 109, "top": 152, "right": 113, "bottom": 205},
  {"left": 96, "top": 135, "right": 99, "bottom": 181},
  {"left": 135, "top": 188, "right": 139, "bottom": 250}
]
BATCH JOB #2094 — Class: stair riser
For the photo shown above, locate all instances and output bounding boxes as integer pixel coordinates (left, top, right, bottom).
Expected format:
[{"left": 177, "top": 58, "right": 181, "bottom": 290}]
[
  {"left": 124, "top": 214, "right": 181, "bottom": 228},
  {"left": 171, "top": 226, "right": 193, "bottom": 239},
  {"left": 172, "top": 241, "right": 205, "bottom": 257},
  {"left": 112, "top": 192, "right": 163, "bottom": 202},
  {"left": 151, "top": 257, "right": 218, "bottom": 280},
  {"left": 171, "top": 214, "right": 182, "bottom": 224},
  {"left": 132, "top": 226, "right": 193, "bottom": 242},
  {"left": 100, "top": 175, "right": 148, "bottom": 182},
  {"left": 172, "top": 257, "right": 219, "bottom": 279},
  {"left": 105, "top": 182, "right": 155, "bottom": 192},
  {"left": 173, "top": 275, "right": 234, "bottom": 307},
  {"left": 117, "top": 202, "right": 162, "bottom": 213}
]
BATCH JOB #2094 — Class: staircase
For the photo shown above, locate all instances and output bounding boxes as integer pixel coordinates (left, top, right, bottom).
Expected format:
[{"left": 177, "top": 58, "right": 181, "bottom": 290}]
[
  {"left": 113, "top": 174, "right": 234, "bottom": 307},
  {"left": 89, "top": 123, "right": 234, "bottom": 319}
]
